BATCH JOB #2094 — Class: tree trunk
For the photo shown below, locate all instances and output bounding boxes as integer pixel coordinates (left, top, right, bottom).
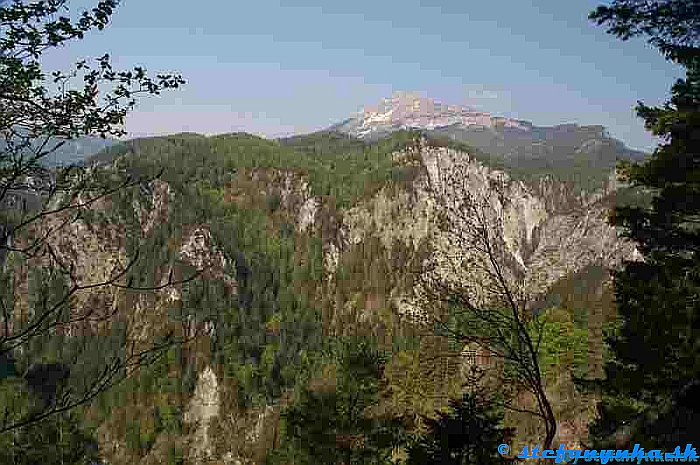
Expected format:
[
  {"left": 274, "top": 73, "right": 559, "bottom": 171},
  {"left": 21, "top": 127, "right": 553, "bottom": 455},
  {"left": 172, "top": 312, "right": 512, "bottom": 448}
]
[{"left": 542, "top": 391, "right": 557, "bottom": 451}]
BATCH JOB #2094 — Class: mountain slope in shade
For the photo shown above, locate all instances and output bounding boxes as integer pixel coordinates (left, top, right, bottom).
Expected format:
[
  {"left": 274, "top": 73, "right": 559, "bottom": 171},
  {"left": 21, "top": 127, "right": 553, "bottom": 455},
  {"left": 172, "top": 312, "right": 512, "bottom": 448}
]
[
  {"left": 0, "top": 134, "right": 117, "bottom": 168},
  {"left": 40, "top": 136, "right": 117, "bottom": 167}
]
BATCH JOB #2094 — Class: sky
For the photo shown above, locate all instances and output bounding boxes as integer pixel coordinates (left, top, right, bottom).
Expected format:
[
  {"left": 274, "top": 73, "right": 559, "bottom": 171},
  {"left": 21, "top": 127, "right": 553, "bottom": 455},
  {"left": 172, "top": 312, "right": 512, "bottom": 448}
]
[{"left": 39, "top": 0, "right": 685, "bottom": 152}]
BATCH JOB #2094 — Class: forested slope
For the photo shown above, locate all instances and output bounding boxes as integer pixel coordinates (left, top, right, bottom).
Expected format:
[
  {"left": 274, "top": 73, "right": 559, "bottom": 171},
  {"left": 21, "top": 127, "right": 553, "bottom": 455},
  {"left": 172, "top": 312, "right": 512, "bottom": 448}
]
[{"left": 3, "top": 129, "right": 638, "bottom": 464}]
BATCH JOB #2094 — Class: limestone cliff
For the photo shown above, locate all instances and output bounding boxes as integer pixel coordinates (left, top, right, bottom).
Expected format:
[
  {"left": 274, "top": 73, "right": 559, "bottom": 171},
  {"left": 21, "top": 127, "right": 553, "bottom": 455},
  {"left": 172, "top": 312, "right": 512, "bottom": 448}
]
[{"left": 331, "top": 139, "right": 637, "bottom": 318}]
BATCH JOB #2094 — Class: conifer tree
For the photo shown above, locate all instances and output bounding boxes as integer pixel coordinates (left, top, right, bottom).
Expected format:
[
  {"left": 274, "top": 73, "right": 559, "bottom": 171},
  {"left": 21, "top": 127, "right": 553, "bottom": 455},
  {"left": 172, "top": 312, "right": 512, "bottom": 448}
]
[
  {"left": 405, "top": 392, "right": 516, "bottom": 465},
  {"left": 272, "top": 339, "right": 406, "bottom": 465},
  {"left": 586, "top": 0, "right": 700, "bottom": 448}
]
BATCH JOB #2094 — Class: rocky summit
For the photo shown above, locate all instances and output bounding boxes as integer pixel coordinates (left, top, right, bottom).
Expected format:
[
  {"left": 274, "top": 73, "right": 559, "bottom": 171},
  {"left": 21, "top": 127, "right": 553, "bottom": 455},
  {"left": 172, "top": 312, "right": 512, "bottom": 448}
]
[
  {"left": 334, "top": 92, "right": 646, "bottom": 171},
  {"left": 332, "top": 91, "right": 530, "bottom": 138}
]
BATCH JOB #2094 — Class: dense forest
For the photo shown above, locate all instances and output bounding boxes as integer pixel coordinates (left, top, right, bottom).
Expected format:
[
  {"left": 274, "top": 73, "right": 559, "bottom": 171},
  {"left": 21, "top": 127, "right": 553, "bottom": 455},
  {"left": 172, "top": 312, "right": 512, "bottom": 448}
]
[
  {"left": 0, "top": 126, "right": 606, "bottom": 464},
  {"left": 2, "top": 0, "right": 699, "bottom": 464}
]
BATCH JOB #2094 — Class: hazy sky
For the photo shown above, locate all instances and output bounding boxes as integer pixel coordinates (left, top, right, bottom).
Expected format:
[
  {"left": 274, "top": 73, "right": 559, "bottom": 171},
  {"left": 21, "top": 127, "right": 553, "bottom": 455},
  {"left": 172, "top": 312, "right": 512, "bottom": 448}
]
[{"left": 39, "top": 0, "right": 685, "bottom": 151}]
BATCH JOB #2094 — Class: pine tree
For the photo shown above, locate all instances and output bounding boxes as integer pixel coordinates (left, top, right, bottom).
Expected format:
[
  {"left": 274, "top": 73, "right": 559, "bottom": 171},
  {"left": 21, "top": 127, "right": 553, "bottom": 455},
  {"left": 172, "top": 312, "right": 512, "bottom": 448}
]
[
  {"left": 585, "top": 0, "right": 700, "bottom": 448},
  {"left": 271, "top": 339, "right": 406, "bottom": 465},
  {"left": 405, "top": 392, "right": 516, "bottom": 465}
]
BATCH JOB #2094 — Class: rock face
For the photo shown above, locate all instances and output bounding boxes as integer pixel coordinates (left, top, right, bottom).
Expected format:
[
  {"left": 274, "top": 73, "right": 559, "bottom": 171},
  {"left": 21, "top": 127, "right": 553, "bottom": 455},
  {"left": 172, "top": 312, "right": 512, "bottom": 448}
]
[
  {"left": 180, "top": 225, "right": 237, "bottom": 293},
  {"left": 184, "top": 366, "right": 221, "bottom": 461},
  {"left": 248, "top": 133, "right": 638, "bottom": 328},
  {"left": 333, "top": 138, "right": 638, "bottom": 315},
  {"left": 135, "top": 179, "right": 173, "bottom": 237}
]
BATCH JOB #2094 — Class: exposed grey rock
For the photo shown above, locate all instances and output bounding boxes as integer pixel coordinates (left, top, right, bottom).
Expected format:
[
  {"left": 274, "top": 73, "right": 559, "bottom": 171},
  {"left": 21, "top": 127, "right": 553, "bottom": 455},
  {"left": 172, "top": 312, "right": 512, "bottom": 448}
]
[
  {"left": 184, "top": 366, "right": 220, "bottom": 460},
  {"left": 334, "top": 91, "right": 529, "bottom": 139},
  {"left": 328, "top": 140, "right": 639, "bottom": 323}
]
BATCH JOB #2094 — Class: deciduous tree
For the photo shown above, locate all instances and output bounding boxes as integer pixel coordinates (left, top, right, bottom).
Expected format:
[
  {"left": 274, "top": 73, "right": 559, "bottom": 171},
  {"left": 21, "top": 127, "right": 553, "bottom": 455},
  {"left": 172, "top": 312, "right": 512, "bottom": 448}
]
[{"left": 0, "top": 0, "right": 198, "bottom": 436}]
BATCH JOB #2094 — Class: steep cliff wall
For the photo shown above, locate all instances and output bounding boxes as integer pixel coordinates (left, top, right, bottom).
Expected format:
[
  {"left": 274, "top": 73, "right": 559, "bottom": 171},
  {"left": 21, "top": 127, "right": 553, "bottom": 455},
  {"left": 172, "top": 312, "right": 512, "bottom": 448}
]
[{"left": 331, "top": 140, "right": 637, "bottom": 321}]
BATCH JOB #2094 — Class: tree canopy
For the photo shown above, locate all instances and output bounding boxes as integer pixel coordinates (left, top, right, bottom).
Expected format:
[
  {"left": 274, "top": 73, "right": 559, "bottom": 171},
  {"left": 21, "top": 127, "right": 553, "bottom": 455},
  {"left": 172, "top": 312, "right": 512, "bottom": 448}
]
[
  {"left": 585, "top": 0, "right": 700, "bottom": 448},
  {"left": 1, "top": 0, "right": 189, "bottom": 438}
]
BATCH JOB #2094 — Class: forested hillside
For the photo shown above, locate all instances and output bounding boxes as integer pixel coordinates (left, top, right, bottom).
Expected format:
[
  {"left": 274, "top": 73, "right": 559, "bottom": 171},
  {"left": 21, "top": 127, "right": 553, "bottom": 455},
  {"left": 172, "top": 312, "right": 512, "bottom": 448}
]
[
  {"left": 3, "top": 0, "right": 697, "bottom": 464},
  {"left": 2, "top": 127, "right": 636, "bottom": 463}
]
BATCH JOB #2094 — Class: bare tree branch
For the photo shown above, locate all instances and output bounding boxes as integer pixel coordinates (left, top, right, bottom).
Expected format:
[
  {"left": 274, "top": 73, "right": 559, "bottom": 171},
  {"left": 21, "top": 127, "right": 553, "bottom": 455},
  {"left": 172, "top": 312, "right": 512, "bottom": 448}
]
[
  {"left": 406, "top": 136, "right": 558, "bottom": 449},
  {"left": 0, "top": 0, "right": 202, "bottom": 435}
]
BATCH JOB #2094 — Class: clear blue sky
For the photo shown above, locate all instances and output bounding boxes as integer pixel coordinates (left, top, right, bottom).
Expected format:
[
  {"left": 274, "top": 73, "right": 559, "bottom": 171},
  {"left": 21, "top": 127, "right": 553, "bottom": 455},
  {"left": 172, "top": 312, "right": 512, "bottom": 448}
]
[{"left": 41, "top": 0, "right": 684, "bottom": 151}]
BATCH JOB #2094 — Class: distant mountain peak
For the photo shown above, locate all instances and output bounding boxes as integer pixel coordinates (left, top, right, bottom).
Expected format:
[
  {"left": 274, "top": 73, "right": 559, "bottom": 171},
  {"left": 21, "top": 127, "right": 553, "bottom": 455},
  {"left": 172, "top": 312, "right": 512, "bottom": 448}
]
[
  {"left": 327, "top": 92, "right": 648, "bottom": 180},
  {"left": 337, "top": 92, "right": 530, "bottom": 139},
  {"left": 363, "top": 91, "right": 478, "bottom": 115}
]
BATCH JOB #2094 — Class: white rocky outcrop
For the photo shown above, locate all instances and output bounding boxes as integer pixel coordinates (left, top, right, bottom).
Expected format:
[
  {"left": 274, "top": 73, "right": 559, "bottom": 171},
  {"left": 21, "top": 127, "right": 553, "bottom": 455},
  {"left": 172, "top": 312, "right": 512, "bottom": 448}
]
[
  {"left": 330, "top": 139, "right": 639, "bottom": 323},
  {"left": 340, "top": 92, "right": 530, "bottom": 138},
  {"left": 179, "top": 226, "right": 237, "bottom": 291},
  {"left": 134, "top": 179, "right": 174, "bottom": 237},
  {"left": 184, "top": 366, "right": 221, "bottom": 460},
  {"left": 298, "top": 196, "right": 319, "bottom": 233}
]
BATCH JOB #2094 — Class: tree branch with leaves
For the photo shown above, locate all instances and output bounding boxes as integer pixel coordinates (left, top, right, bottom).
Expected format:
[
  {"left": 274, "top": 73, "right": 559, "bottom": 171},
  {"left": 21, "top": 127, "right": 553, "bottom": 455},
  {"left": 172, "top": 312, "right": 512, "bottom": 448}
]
[
  {"left": 582, "top": 0, "right": 700, "bottom": 449},
  {"left": 0, "top": 0, "right": 204, "bottom": 435}
]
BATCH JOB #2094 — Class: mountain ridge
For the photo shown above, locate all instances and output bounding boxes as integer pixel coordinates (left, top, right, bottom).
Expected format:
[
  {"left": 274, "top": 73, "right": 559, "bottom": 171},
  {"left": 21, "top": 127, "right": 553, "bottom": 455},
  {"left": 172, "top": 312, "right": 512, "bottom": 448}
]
[{"left": 330, "top": 91, "right": 647, "bottom": 163}]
